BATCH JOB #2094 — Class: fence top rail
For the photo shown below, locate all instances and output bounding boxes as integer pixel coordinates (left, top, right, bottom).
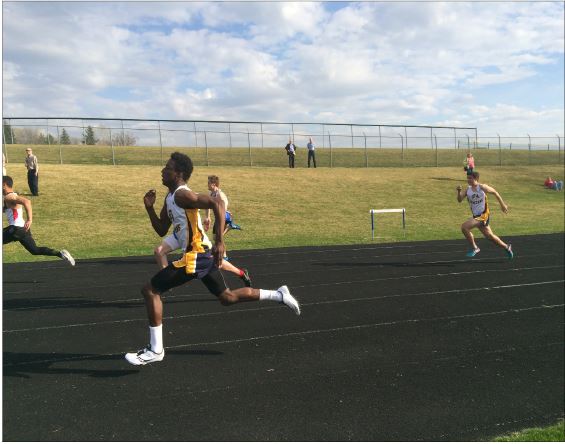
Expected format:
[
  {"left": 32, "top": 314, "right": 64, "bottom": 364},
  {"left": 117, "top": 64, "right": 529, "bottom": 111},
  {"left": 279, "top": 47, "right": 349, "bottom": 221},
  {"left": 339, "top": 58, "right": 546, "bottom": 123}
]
[{"left": 3, "top": 117, "right": 477, "bottom": 131}]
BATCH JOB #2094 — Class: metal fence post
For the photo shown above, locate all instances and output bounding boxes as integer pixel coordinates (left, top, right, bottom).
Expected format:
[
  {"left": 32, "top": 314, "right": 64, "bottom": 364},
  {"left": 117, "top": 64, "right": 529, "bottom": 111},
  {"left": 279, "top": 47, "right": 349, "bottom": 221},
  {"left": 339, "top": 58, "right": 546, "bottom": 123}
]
[
  {"left": 260, "top": 123, "right": 264, "bottom": 150},
  {"left": 228, "top": 123, "right": 232, "bottom": 149},
  {"left": 434, "top": 134, "right": 438, "bottom": 167},
  {"left": 378, "top": 125, "right": 382, "bottom": 149},
  {"left": 193, "top": 122, "right": 198, "bottom": 150},
  {"left": 247, "top": 131, "right": 252, "bottom": 166},
  {"left": 497, "top": 133, "right": 501, "bottom": 166},
  {"left": 363, "top": 132, "right": 368, "bottom": 168},
  {"left": 453, "top": 128, "right": 457, "bottom": 149},
  {"left": 350, "top": 125, "right": 354, "bottom": 149},
  {"left": 2, "top": 119, "right": 7, "bottom": 164},
  {"left": 399, "top": 133, "right": 404, "bottom": 165},
  {"left": 10, "top": 119, "right": 15, "bottom": 145},
  {"left": 204, "top": 131, "right": 209, "bottom": 166},
  {"left": 121, "top": 120, "right": 125, "bottom": 147},
  {"left": 527, "top": 133, "right": 531, "bottom": 165},
  {"left": 329, "top": 132, "right": 333, "bottom": 168},
  {"left": 557, "top": 135, "right": 561, "bottom": 163},
  {"left": 158, "top": 120, "right": 163, "bottom": 165},
  {"left": 404, "top": 126, "right": 408, "bottom": 150},
  {"left": 46, "top": 119, "right": 51, "bottom": 150},
  {"left": 56, "top": 125, "right": 62, "bottom": 164},
  {"left": 110, "top": 128, "right": 115, "bottom": 166}
]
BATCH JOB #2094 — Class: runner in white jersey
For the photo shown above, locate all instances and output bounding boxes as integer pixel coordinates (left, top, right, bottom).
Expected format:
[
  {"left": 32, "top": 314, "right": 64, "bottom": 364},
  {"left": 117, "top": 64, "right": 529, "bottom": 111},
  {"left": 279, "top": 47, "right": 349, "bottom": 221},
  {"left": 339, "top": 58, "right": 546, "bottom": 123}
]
[
  {"left": 152, "top": 184, "right": 191, "bottom": 268},
  {"left": 456, "top": 171, "right": 513, "bottom": 259},
  {"left": 2, "top": 175, "right": 75, "bottom": 265},
  {"left": 125, "top": 152, "right": 300, "bottom": 366},
  {"left": 147, "top": 177, "right": 252, "bottom": 287}
]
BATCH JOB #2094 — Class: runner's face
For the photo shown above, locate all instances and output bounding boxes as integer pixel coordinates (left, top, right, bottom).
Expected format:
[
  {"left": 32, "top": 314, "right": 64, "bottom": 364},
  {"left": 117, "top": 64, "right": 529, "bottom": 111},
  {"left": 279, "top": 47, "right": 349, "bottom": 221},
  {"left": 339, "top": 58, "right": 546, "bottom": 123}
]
[
  {"left": 467, "top": 175, "right": 477, "bottom": 186},
  {"left": 161, "top": 159, "right": 178, "bottom": 187}
]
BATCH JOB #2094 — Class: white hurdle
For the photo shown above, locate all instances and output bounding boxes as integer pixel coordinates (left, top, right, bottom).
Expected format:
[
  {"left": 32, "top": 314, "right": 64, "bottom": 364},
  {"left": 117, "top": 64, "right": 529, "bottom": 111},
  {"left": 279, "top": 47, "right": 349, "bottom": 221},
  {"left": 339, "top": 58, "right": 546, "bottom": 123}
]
[{"left": 370, "top": 208, "right": 406, "bottom": 239}]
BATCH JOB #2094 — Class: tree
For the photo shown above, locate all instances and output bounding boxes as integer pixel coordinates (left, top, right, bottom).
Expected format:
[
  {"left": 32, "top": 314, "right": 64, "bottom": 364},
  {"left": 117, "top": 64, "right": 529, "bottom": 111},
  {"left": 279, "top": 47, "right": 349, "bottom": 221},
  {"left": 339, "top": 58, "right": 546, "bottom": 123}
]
[
  {"left": 3, "top": 121, "right": 16, "bottom": 144},
  {"left": 60, "top": 128, "right": 71, "bottom": 145},
  {"left": 84, "top": 126, "right": 98, "bottom": 145},
  {"left": 112, "top": 132, "right": 137, "bottom": 146},
  {"left": 41, "top": 133, "right": 57, "bottom": 145}
]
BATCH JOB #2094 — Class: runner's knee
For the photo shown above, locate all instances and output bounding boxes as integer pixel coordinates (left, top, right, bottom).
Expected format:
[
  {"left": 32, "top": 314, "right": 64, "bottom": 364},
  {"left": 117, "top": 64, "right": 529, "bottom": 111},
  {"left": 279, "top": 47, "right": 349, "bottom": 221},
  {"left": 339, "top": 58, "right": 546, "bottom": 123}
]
[{"left": 218, "top": 289, "right": 237, "bottom": 305}]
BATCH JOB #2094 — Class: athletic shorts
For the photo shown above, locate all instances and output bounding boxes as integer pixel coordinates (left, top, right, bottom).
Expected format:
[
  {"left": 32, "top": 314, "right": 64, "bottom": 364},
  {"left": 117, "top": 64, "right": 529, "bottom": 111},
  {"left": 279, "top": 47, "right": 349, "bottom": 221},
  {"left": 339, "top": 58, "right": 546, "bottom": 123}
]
[
  {"left": 150, "top": 252, "right": 227, "bottom": 296},
  {"left": 473, "top": 210, "right": 490, "bottom": 227},
  {"left": 162, "top": 232, "right": 185, "bottom": 251}
]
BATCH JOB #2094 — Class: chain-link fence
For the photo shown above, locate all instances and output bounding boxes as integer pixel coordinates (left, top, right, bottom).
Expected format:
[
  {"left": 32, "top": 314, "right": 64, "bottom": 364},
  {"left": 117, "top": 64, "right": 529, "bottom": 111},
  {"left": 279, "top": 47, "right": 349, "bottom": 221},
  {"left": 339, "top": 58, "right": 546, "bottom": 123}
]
[{"left": 2, "top": 117, "right": 563, "bottom": 167}]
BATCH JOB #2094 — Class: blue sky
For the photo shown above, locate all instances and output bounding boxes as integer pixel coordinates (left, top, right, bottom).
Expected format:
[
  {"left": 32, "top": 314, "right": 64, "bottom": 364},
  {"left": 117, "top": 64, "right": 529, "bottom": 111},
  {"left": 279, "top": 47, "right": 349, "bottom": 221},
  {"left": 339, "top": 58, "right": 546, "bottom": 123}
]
[{"left": 2, "top": 1, "right": 564, "bottom": 136}]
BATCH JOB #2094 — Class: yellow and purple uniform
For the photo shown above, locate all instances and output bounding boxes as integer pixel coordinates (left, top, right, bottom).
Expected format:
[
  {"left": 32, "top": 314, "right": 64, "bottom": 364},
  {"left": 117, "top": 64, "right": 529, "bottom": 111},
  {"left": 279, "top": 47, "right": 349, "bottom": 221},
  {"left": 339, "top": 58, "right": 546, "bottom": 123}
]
[
  {"left": 150, "top": 191, "right": 226, "bottom": 296},
  {"left": 466, "top": 185, "right": 490, "bottom": 226}
]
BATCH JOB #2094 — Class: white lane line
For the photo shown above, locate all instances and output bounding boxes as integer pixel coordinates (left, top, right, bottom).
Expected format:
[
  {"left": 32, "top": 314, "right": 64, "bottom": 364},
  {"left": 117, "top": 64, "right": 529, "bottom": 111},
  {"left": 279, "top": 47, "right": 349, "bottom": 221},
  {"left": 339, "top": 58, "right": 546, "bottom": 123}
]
[
  {"left": 4, "top": 304, "right": 562, "bottom": 368},
  {"left": 3, "top": 253, "right": 563, "bottom": 297},
  {"left": 3, "top": 264, "right": 563, "bottom": 311},
  {"left": 3, "top": 280, "right": 563, "bottom": 333}
]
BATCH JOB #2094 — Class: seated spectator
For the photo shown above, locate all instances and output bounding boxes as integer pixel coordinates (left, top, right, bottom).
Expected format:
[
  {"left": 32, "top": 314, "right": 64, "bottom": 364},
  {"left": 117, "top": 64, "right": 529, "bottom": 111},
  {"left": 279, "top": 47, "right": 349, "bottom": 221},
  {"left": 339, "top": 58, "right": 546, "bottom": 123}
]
[{"left": 544, "top": 177, "right": 555, "bottom": 189}]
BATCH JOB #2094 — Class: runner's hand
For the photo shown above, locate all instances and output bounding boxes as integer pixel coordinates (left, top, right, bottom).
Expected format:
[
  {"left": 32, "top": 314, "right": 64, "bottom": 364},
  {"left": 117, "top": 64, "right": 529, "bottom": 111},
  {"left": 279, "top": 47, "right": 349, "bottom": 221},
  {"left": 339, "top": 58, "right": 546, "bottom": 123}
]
[{"left": 144, "top": 189, "right": 156, "bottom": 208}]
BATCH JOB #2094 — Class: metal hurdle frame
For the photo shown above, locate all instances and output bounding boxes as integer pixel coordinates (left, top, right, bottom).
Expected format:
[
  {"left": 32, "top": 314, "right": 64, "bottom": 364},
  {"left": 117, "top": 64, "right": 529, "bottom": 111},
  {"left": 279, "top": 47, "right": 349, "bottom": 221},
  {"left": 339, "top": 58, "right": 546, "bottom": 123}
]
[{"left": 370, "top": 208, "right": 406, "bottom": 239}]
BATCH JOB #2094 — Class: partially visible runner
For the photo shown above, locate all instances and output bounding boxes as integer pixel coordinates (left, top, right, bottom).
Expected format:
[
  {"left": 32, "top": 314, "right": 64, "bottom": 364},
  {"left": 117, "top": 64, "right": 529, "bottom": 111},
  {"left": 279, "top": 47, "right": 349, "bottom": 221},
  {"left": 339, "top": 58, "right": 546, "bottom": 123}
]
[
  {"left": 203, "top": 174, "right": 242, "bottom": 262},
  {"left": 125, "top": 153, "right": 300, "bottom": 366},
  {"left": 146, "top": 179, "right": 251, "bottom": 286},
  {"left": 456, "top": 171, "right": 513, "bottom": 259},
  {"left": 3, "top": 175, "right": 75, "bottom": 265}
]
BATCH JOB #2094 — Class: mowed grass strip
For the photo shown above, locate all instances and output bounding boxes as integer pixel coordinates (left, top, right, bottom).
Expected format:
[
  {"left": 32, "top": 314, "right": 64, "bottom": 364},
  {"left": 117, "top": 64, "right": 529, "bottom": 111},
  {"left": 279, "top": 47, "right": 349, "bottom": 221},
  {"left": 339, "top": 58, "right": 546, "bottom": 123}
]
[
  {"left": 492, "top": 419, "right": 564, "bottom": 441},
  {"left": 2, "top": 162, "right": 564, "bottom": 263},
  {"left": 4, "top": 143, "right": 563, "bottom": 168}
]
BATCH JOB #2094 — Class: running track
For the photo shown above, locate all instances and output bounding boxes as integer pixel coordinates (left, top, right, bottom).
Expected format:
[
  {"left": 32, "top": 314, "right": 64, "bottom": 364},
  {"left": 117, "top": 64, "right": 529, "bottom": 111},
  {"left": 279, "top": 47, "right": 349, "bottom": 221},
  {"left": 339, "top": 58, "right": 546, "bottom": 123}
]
[{"left": 3, "top": 233, "right": 564, "bottom": 441}]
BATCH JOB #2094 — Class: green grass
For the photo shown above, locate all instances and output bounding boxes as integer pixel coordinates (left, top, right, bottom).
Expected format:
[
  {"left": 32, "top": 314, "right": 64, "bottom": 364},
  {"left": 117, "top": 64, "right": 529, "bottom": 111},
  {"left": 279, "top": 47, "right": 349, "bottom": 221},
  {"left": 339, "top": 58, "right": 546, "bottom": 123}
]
[
  {"left": 4, "top": 143, "right": 563, "bottom": 168},
  {"left": 2, "top": 162, "right": 564, "bottom": 263},
  {"left": 492, "top": 419, "right": 564, "bottom": 441}
]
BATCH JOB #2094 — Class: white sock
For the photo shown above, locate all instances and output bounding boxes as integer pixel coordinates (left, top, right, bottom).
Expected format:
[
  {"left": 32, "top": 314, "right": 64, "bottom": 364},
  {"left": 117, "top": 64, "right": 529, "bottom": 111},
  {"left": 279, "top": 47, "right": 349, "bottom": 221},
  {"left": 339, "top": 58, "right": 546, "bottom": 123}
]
[
  {"left": 149, "top": 325, "right": 163, "bottom": 354},
  {"left": 259, "top": 289, "right": 282, "bottom": 302}
]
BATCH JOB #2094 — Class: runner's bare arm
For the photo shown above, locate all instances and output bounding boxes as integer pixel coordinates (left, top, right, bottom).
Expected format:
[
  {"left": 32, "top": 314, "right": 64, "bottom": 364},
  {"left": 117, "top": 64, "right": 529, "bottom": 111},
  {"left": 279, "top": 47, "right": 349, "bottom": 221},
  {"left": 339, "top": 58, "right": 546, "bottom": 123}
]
[
  {"left": 481, "top": 183, "right": 509, "bottom": 213},
  {"left": 144, "top": 190, "right": 171, "bottom": 236}
]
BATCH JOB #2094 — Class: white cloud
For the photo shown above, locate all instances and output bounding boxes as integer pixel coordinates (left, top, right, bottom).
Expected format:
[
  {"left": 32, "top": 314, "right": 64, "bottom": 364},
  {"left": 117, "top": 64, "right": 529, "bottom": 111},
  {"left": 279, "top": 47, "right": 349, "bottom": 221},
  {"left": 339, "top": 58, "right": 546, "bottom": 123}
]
[{"left": 1, "top": 1, "right": 563, "bottom": 136}]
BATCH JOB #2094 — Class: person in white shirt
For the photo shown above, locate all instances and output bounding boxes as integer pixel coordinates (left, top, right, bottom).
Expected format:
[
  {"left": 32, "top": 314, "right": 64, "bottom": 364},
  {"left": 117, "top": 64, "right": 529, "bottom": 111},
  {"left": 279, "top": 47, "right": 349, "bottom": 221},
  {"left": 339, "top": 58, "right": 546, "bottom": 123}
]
[
  {"left": 3, "top": 175, "right": 75, "bottom": 265},
  {"left": 456, "top": 171, "right": 513, "bottom": 259},
  {"left": 307, "top": 137, "right": 316, "bottom": 168}
]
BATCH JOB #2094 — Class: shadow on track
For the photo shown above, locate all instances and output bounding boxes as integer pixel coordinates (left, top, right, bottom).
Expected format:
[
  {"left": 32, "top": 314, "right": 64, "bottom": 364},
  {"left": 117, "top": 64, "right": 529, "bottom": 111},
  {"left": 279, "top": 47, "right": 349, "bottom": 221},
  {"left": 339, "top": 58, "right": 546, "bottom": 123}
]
[{"left": 3, "top": 349, "right": 223, "bottom": 379}]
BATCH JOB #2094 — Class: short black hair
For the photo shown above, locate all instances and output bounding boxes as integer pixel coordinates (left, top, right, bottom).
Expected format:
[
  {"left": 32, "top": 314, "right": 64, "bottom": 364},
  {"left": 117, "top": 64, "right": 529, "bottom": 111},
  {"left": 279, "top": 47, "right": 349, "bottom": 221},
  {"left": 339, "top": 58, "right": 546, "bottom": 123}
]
[
  {"left": 470, "top": 171, "right": 480, "bottom": 180},
  {"left": 170, "top": 152, "right": 193, "bottom": 181},
  {"left": 2, "top": 175, "right": 13, "bottom": 187}
]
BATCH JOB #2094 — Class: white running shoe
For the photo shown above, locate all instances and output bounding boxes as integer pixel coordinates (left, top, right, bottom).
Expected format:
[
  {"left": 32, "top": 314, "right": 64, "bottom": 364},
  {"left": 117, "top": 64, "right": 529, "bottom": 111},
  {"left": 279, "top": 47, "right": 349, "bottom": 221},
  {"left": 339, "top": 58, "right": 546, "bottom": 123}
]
[
  {"left": 277, "top": 285, "right": 301, "bottom": 315},
  {"left": 60, "top": 249, "right": 75, "bottom": 266},
  {"left": 125, "top": 345, "right": 165, "bottom": 366}
]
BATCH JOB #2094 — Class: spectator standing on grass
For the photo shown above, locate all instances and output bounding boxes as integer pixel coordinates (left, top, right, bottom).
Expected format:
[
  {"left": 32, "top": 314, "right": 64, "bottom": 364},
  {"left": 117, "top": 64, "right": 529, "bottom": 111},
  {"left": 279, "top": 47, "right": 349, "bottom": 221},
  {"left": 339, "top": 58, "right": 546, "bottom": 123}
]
[
  {"left": 285, "top": 139, "right": 296, "bottom": 168},
  {"left": 463, "top": 152, "right": 475, "bottom": 175},
  {"left": 307, "top": 137, "right": 317, "bottom": 168},
  {"left": 456, "top": 171, "right": 513, "bottom": 259},
  {"left": 3, "top": 175, "right": 75, "bottom": 265},
  {"left": 24, "top": 147, "right": 39, "bottom": 196},
  {"left": 124, "top": 152, "right": 300, "bottom": 366},
  {"left": 146, "top": 171, "right": 251, "bottom": 286}
]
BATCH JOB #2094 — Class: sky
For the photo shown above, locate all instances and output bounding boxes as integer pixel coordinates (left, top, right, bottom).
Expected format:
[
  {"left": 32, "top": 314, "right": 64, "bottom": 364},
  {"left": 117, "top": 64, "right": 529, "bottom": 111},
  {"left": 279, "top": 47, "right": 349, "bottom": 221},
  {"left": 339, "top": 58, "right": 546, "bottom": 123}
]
[{"left": 2, "top": 1, "right": 564, "bottom": 137}]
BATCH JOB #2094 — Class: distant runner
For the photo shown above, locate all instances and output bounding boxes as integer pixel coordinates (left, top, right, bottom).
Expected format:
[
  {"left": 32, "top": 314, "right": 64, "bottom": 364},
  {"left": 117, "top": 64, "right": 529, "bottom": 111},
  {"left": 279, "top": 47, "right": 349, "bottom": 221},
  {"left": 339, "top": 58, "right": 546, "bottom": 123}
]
[{"left": 456, "top": 171, "right": 513, "bottom": 259}]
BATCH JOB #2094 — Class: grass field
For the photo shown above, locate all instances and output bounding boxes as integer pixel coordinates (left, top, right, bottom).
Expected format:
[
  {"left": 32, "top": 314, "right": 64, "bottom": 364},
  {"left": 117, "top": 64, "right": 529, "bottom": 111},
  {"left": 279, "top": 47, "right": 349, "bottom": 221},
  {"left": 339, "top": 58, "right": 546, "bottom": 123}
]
[
  {"left": 2, "top": 162, "right": 564, "bottom": 263},
  {"left": 492, "top": 419, "right": 564, "bottom": 441},
  {"left": 4, "top": 142, "right": 563, "bottom": 168}
]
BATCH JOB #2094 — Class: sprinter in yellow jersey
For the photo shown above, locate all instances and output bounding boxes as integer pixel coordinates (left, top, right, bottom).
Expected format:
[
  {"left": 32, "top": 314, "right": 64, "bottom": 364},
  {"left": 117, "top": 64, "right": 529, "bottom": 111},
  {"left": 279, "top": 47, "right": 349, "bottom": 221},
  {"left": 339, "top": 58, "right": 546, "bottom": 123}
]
[
  {"left": 456, "top": 171, "right": 513, "bottom": 259},
  {"left": 125, "top": 152, "right": 300, "bottom": 366}
]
